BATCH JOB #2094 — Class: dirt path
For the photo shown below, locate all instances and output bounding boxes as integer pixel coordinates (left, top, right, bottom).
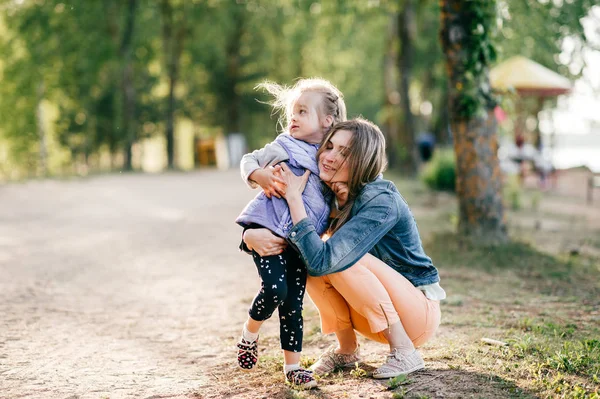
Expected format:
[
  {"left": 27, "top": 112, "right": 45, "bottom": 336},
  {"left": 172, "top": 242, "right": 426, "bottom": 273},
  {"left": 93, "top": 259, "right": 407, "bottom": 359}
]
[
  {"left": 1, "top": 171, "right": 264, "bottom": 398},
  {"left": 1, "top": 171, "right": 548, "bottom": 399}
]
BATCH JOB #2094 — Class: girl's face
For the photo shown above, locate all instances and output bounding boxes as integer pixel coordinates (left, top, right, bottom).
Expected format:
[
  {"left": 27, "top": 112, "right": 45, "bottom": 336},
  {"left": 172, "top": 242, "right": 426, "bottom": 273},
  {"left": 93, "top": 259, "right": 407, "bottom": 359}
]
[
  {"left": 289, "top": 92, "right": 330, "bottom": 144},
  {"left": 319, "top": 129, "right": 351, "bottom": 184}
]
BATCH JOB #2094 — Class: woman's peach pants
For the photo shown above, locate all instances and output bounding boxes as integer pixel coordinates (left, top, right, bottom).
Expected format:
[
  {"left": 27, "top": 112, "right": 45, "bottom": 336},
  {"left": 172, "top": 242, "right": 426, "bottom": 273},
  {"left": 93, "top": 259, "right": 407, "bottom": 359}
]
[{"left": 306, "top": 253, "right": 440, "bottom": 346}]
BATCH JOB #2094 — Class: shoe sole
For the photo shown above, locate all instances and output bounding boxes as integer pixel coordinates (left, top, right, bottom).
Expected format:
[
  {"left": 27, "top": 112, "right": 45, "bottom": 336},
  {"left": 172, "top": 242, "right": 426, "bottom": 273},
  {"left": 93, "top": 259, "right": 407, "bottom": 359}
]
[
  {"left": 309, "top": 361, "right": 360, "bottom": 376},
  {"left": 288, "top": 379, "right": 318, "bottom": 389},
  {"left": 372, "top": 363, "right": 424, "bottom": 379}
]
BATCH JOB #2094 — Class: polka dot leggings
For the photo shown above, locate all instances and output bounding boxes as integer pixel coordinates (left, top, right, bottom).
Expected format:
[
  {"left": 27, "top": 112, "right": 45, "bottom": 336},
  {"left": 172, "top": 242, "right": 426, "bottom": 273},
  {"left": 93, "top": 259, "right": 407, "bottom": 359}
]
[{"left": 249, "top": 249, "right": 307, "bottom": 353}]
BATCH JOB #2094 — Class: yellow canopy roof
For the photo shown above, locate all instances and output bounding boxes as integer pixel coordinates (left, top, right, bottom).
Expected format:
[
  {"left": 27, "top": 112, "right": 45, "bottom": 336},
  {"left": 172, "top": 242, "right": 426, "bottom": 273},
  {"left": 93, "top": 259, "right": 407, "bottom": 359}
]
[{"left": 490, "top": 55, "right": 572, "bottom": 96}]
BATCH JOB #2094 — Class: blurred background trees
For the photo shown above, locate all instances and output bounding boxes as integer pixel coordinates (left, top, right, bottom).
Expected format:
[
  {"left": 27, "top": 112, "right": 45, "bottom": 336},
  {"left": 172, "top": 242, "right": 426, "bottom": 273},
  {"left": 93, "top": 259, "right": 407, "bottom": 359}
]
[
  {"left": 1, "top": 0, "right": 595, "bottom": 175},
  {"left": 0, "top": 0, "right": 597, "bottom": 239}
]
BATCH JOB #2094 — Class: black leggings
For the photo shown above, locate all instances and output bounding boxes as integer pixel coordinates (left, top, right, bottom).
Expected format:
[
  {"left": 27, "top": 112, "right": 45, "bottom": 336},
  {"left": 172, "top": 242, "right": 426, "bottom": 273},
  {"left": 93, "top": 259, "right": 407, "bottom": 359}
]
[{"left": 249, "top": 248, "right": 307, "bottom": 353}]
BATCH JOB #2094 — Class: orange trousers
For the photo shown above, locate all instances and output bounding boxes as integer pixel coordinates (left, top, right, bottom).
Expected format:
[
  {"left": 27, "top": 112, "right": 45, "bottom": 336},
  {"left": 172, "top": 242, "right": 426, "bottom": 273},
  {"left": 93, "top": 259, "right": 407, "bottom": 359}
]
[{"left": 306, "top": 254, "right": 440, "bottom": 347}]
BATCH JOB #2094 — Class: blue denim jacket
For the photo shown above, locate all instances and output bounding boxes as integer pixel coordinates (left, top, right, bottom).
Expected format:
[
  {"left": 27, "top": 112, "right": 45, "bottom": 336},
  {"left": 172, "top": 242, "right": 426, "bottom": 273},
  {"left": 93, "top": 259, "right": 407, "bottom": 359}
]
[{"left": 288, "top": 178, "right": 440, "bottom": 287}]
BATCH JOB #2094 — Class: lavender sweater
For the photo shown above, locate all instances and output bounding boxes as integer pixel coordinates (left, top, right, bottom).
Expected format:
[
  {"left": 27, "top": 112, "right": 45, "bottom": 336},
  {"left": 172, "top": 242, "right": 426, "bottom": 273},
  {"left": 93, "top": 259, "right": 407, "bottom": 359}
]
[{"left": 236, "top": 134, "right": 331, "bottom": 238}]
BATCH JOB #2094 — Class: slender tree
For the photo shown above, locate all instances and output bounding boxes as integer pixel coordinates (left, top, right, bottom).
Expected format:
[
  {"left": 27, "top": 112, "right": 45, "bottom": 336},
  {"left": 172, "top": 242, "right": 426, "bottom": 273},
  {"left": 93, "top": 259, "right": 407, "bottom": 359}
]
[
  {"left": 440, "top": 0, "right": 507, "bottom": 243},
  {"left": 397, "top": 0, "right": 418, "bottom": 175},
  {"left": 161, "top": 0, "right": 188, "bottom": 169},
  {"left": 121, "top": 0, "right": 139, "bottom": 170}
]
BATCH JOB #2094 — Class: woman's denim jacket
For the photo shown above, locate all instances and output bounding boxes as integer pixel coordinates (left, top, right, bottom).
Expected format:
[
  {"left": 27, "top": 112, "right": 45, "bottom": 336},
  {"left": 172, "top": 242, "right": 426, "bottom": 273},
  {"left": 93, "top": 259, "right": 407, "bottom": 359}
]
[{"left": 288, "top": 178, "right": 440, "bottom": 287}]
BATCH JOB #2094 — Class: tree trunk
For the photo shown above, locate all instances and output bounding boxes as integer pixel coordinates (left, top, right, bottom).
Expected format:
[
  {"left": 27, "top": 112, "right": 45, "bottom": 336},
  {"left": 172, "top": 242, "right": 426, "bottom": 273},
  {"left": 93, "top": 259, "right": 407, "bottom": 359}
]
[
  {"left": 383, "top": 10, "right": 401, "bottom": 169},
  {"left": 440, "top": 0, "right": 507, "bottom": 243},
  {"left": 36, "top": 80, "right": 48, "bottom": 176},
  {"left": 224, "top": 9, "right": 244, "bottom": 135},
  {"left": 121, "top": 0, "right": 138, "bottom": 171},
  {"left": 397, "top": 0, "right": 418, "bottom": 176},
  {"left": 162, "top": 0, "right": 187, "bottom": 169}
]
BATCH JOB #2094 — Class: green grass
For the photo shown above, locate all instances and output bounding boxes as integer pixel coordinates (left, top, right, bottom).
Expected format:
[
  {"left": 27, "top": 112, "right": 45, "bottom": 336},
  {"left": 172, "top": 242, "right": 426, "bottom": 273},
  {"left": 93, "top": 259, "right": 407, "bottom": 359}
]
[
  {"left": 388, "top": 177, "right": 600, "bottom": 398},
  {"left": 426, "top": 230, "right": 600, "bottom": 398}
]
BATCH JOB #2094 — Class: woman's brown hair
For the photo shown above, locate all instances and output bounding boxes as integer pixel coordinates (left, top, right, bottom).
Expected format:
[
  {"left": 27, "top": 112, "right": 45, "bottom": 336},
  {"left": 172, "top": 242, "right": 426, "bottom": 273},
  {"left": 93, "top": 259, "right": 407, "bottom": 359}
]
[{"left": 317, "top": 118, "right": 388, "bottom": 234}]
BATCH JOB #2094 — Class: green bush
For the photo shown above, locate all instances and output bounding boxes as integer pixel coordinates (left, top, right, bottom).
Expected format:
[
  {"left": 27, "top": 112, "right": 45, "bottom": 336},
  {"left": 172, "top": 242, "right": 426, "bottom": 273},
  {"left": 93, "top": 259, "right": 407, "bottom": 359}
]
[{"left": 421, "top": 148, "right": 456, "bottom": 192}]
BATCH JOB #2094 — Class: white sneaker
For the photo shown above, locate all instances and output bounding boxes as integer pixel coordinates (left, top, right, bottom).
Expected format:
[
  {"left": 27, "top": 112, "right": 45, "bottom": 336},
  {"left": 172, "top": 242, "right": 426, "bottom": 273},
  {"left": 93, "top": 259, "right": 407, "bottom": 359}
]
[{"left": 372, "top": 349, "right": 424, "bottom": 379}]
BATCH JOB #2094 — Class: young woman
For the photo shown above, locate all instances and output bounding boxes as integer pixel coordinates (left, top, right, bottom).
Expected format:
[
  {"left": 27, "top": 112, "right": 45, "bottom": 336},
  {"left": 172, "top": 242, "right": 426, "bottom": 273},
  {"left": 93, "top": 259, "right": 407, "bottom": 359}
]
[{"left": 244, "top": 118, "right": 445, "bottom": 379}]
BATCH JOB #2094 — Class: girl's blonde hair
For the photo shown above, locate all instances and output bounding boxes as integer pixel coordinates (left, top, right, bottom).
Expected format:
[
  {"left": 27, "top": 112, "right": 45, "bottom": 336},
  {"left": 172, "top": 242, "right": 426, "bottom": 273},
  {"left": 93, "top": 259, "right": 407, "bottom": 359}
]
[
  {"left": 256, "top": 78, "right": 347, "bottom": 133},
  {"left": 317, "top": 118, "right": 388, "bottom": 234}
]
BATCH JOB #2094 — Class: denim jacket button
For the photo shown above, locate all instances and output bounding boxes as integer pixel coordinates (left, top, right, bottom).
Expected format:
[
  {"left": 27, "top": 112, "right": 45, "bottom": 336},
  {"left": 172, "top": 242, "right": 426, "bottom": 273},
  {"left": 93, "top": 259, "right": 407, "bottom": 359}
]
[{"left": 290, "top": 232, "right": 297, "bottom": 238}]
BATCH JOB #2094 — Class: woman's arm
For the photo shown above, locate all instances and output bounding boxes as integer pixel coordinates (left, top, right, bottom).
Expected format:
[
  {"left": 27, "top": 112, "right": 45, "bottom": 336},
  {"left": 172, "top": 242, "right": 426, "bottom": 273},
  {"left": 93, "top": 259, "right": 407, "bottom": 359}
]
[
  {"left": 243, "top": 229, "right": 288, "bottom": 256},
  {"left": 288, "top": 191, "right": 400, "bottom": 276},
  {"left": 279, "top": 163, "right": 310, "bottom": 224},
  {"left": 279, "top": 163, "right": 400, "bottom": 276}
]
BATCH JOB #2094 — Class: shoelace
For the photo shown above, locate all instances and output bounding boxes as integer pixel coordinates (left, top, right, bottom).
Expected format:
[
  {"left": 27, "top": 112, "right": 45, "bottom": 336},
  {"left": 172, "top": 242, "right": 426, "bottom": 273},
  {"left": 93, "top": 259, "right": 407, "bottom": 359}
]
[
  {"left": 374, "top": 353, "right": 399, "bottom": 374},
  {"left": 287, "top": 369, "right": 314, "bottom": 384},
  {"left": 237, "top": 340, "right": 258, "bottom": 357}
]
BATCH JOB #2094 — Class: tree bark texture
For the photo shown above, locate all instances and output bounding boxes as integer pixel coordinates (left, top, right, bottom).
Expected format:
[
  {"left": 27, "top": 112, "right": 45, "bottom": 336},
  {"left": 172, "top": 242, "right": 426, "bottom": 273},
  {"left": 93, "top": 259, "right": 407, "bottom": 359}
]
[
  {"left": 384, "top": 10, "right": 400, "bottom": 169},
  {"left": 224, "top": 9, "right": 244, "bottom": 135},
  {"left": 36, "top": 80, "right": 48, "bottom": 176},
  {"left": 440, "top": 0, "right": 507, "bottom": 243},
  {"left": 121, "top": 0, "right": 138, "bottom": 170},
  {"left": 398, "top": 0, "right": 418, "bottom": 175},
  {"left": 161, "top": 0, "right": 187, "bottom": 169}
]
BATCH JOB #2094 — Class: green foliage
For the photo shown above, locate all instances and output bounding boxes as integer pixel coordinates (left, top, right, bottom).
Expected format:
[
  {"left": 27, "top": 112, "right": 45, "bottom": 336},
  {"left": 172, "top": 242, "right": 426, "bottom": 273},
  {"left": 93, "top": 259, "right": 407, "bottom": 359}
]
[
  {"left": 391, "top": 391, "right": 407, "bottom": 399},
  {"left": 387, "top": 373, "right": 410, "bottom": 389},
  {"left": 440, "top": 0, "right": 499, "bottom": 119},
  {"left": 349, "top": 362, "right": 368, "bottom": 378},
  {"left": 421, "top": 148, "right": 456, "bottom": 192},
  {"left": 0, "top": 0, "right": 596, "bottom": 178}
]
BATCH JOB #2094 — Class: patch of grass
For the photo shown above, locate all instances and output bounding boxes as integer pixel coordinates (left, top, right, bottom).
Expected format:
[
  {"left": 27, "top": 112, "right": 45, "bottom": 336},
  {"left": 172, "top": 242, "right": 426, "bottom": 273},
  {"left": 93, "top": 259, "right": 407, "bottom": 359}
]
[
  {"left": 257, "top": 353, "right": 283, "bottom": 374},
  {"left": 387, "top": 374, "right": 410, "bottom": 390},
  {"left": 425, "top": 227, "right": 600, "bottom": 398},
  {"left": 391, "top": 388, "right": 408, "bottom": 398},
  {"left": 284, "top": 389, "right": 308, "bottom": 398},
  {"left": 349, "top": 362, "right": 368, "bottom": 378},
  {"left": 299, "top": 355, "right": 316, "bottom": 369},
  {"left": 427, "top": 232, "right": 600, "bottom": 299}
]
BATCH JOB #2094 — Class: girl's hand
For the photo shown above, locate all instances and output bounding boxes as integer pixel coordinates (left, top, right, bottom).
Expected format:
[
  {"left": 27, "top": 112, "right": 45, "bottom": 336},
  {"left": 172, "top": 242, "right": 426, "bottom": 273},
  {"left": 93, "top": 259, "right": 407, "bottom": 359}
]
[
  {"left": 248, "top": 166, "right": 287, "bottom": 199},
  {"left": 243, "top": 228, "right": 287, "bottom": 256},
  {"left": 331, "top": 182, "right": 349, "bottom": 208},
  {"left": 279, "top": 163, "right": 310, "bottom": 201}
]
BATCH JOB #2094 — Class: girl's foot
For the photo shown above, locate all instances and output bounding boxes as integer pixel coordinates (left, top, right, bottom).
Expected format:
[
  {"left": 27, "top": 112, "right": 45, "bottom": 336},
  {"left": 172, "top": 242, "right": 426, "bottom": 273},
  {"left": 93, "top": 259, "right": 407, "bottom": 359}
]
[
  {"left": 236, "top": 337, "right": 259, "bottom": 370},
  {"left": 372, "top": 349, "right": 424, "bottom": 379},
  {"left": 309, "top": 344, "right": 361, "bottom": 375},
  {"left": 285, "top": 368, "right": 317, "bottom": 389}
]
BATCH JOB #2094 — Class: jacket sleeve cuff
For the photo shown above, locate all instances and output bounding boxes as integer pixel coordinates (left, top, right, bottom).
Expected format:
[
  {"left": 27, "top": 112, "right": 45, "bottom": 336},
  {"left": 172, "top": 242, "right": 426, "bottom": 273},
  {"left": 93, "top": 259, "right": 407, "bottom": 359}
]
[
  {"left": 243, "top": 167, "right": 260, "bottom": 189},
  {"left": 288, "top": 218, "right": 315, "bottom": 244}
]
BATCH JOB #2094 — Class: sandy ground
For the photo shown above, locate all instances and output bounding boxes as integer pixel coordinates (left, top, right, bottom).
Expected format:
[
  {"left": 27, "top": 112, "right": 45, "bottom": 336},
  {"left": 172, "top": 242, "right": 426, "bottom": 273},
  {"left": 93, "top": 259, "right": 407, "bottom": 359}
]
[
  {"left": 1, "top": 170, "right": 597, "bottom": 399},
  {"left": 1, "top": 170, "right": 265, "bottom": 398}
]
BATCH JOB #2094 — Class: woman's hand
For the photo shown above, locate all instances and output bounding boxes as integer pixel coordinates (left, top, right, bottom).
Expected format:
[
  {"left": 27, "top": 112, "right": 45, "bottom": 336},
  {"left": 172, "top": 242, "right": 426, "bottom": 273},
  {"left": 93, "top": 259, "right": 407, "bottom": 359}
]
[
  {"left": 331, "top": 182, "right": 349, "bottom": 208},
  {"left": 248, "top": 166, "right": 286, "bottom": 199},
  {"left": 279, "top": 163, "right": 310, "bottom": 201},
  {"left": 243, "top": 228, "right": 288, "bottom": 256}
]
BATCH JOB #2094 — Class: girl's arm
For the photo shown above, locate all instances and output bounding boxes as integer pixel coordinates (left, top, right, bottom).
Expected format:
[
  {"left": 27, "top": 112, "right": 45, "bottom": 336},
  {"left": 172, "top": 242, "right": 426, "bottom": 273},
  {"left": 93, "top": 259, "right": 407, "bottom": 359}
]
[
  {"left": 288, "top": 191, "right": 400, "bottom": 276},
  {"left": 241, "top": 141, "right": 288, "bottom": 197}
]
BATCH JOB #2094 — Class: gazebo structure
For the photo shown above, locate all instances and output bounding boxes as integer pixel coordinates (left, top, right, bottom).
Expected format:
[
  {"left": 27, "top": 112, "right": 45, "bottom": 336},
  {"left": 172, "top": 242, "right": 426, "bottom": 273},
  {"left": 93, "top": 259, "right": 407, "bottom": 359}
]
[
  {"left": 490, "top": 55, "right": 572, "bottom": 97},
  {"left": 490, "top": 56, "right": 573, "bottom": 187},
  {"left": 491, "top": 55, "right": 573, "bottom": 148}
]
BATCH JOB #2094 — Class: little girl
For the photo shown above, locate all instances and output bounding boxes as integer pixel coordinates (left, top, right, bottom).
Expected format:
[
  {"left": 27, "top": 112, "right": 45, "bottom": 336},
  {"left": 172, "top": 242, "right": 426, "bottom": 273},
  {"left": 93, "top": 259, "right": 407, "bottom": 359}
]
[{"left": 235, "top": 78, "right": 347, "bottom": 388}]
